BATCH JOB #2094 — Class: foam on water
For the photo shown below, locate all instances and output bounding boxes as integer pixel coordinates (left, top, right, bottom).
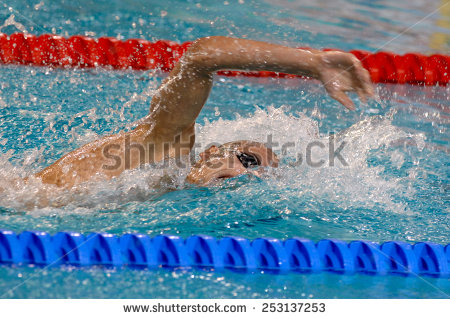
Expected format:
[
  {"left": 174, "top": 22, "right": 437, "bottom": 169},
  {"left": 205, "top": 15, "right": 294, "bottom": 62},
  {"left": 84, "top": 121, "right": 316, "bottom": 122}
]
[
  {"left": 0, "top": 14, "right": 28, "bottom": 34},
  {"left": 201, "top": 106, "right": 427, "bottom": 213},
  {"left": 0, "top": 103, "right": 426, "bottom": 219}
]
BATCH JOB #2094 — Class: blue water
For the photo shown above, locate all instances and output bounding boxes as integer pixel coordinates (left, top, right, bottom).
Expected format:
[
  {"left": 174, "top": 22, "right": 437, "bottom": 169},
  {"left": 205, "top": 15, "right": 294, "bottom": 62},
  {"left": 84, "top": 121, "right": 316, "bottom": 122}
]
[{"left": 0, "top": 0, "right": 449, "bottom": 298}]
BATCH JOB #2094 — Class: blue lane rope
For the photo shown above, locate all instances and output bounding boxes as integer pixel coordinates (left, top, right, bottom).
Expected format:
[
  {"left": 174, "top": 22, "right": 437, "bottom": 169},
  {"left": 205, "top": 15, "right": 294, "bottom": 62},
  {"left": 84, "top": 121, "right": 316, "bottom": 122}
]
[{"left": 0, "top": 230, "right": 448, "bottom": 277}]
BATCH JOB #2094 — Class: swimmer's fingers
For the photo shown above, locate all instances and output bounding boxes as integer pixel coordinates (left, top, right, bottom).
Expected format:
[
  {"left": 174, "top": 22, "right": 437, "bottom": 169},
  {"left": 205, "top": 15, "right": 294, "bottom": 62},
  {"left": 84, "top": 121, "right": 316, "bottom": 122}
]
[
  {"left": 356, "top": 87, "right": 367, "bottom": 104},
  {"left": 362, "top": 68, "right": 374, "bottom": 96},
  {"left": 321, "top": 75, "right": 355, "bottom": 110},
  {"left": 318, "top": 51, "right": 374, "bottom": 110},
  {"left": 353, "top": 60, "right": 375, "bottom": 102},
  {"left": 334, "top": 53, "right": 373, "bottom": 105},
  {"left": 328, "top": 89, "right": 355, "bottom": 111}
]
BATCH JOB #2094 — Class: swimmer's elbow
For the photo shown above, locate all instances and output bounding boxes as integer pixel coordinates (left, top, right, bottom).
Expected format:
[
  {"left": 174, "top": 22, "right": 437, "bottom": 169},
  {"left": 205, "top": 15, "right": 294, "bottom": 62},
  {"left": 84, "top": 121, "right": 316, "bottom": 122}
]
[{"left": 182, "top": 36, "right": 228, "bottom": 73}]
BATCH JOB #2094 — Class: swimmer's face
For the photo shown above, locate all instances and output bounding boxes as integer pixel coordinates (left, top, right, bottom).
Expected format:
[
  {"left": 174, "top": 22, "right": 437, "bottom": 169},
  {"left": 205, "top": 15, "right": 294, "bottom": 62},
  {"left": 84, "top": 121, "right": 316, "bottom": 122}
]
[{"left": 186, "top": 140, "right": 279, "bottom": 185}]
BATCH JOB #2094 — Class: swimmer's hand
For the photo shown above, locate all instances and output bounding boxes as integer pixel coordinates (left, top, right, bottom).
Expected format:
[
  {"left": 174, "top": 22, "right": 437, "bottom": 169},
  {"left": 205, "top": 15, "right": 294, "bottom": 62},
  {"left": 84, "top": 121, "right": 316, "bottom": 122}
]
[{"left": 316, "top": 51, "right": 374, "bottom": 110}]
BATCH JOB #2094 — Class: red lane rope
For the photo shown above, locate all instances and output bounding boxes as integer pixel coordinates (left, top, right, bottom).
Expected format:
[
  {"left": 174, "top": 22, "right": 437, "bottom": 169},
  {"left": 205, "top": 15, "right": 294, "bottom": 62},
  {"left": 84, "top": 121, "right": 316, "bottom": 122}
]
[{"left": 0, "top": 33, "right": 448, "bottom": 85}]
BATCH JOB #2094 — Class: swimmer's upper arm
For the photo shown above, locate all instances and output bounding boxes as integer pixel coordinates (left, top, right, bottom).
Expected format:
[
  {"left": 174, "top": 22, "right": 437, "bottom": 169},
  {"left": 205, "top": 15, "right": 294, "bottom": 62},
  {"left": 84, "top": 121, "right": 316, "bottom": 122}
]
[{"left": 146, "top": 40, "right": 215, "bottom": 141}]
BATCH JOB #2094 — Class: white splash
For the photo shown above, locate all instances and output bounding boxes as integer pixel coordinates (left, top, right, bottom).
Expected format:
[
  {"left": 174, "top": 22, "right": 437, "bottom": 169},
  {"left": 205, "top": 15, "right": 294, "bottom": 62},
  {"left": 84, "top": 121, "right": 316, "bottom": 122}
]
[
  {"left": 0, "top": 106, "right": 425, "bottom": 215},
  {"left": 196, "top": 106, "right": 426, "bottom": 215},
  {"left": 0, "top": 15, "right": 28, "bottom": 33}
]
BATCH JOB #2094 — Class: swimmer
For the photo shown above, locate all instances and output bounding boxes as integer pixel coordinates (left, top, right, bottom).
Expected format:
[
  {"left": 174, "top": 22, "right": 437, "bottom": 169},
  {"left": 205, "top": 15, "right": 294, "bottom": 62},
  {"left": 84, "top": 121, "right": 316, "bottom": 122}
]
[{"left": 33, "top": 36, "right": 374, "bottom": 188}]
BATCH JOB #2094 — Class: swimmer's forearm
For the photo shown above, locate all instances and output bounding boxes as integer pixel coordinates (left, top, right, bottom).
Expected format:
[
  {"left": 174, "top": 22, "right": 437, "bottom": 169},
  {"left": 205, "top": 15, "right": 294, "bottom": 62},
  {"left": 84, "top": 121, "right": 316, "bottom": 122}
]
[
  {"left": 183, "top": 36, "right": 372, "bottom": 109},
  {"left": 146, "top": 37, "right": 322, "bottom": 138},
  {"left": 184, "top": 36, "right": 321, "bottom": 78}
]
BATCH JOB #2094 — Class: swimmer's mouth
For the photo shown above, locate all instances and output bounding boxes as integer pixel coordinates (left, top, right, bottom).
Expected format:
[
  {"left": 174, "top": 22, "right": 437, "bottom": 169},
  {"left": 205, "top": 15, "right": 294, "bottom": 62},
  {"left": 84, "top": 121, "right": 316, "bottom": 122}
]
[
  {"left": 203, "top": 168, "right": 263, "bottom": 184},
  {"left": 216, "top": 174, "right": 235, "bottom": 179},
  {"left": 206, "top": 169, "right": 242, "bottom": 181}
]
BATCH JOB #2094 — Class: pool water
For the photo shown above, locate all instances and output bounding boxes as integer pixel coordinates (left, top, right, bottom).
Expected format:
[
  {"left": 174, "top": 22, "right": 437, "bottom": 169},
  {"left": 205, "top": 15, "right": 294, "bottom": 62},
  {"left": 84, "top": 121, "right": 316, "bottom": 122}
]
[{"left": 0, "top": 0, "right": 449, "bottom": 298}]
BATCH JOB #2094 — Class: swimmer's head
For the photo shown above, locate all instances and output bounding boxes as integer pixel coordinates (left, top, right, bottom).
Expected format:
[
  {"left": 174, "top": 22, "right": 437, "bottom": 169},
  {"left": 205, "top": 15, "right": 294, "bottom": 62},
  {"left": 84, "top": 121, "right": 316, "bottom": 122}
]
[{"left": 186, "top": 140, "right": 279, "bottom": 185}]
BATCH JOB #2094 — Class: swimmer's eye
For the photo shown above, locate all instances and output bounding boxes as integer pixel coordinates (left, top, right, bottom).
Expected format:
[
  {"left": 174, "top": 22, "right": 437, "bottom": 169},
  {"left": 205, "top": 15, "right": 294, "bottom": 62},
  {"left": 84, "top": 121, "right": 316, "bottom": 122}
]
[{"left": 236, "top": 152, "right": 260, "bottom": 168}]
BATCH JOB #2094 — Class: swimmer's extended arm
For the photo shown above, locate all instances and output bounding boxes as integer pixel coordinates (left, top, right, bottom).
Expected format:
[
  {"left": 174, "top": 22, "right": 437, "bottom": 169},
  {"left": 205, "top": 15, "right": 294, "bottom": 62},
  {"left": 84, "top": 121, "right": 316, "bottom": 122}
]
[{"left": 148, "top": 36, "right": 374, "bottom": 140}]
